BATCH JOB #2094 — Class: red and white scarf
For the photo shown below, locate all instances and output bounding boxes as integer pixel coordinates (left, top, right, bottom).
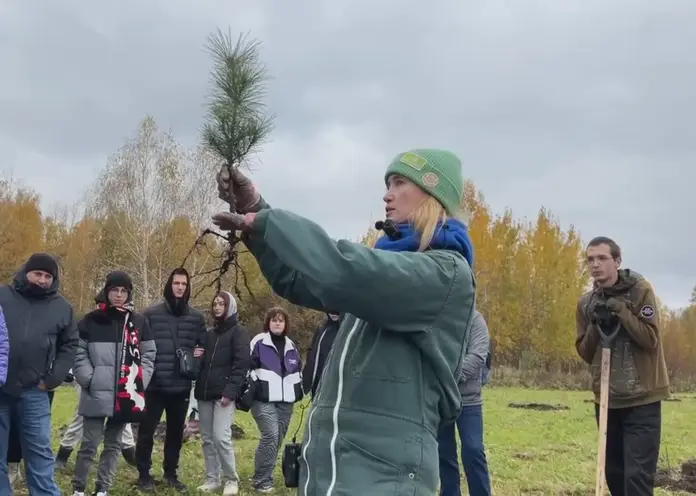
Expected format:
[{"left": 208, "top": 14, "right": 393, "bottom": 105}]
[{"left": 111, "top": 305, "right": 147, "bottom": 422}]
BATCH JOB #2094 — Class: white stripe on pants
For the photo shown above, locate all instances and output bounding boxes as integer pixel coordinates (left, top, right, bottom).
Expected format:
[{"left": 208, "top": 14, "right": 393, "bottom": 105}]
[
  {"left": 198, "top": 400, "right": 239, "bottom": 484},
  {"left": 60, "top": 385, "right": 135, "bottom": 449}
]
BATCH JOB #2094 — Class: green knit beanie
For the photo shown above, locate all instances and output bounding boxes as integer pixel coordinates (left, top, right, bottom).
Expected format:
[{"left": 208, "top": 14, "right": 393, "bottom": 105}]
[{"left": 384, "top": 148, "right": 463, "bottom": 215}]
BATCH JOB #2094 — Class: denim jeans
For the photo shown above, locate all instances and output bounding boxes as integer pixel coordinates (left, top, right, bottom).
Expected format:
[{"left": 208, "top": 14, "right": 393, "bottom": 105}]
[
  {"left": 437, "top": 404, "right": 491, "bottom": 496},
  {"left": 0, "top": 388, "right": 61, "bottom": 495},
  {"left": 8, "top": 390, "right": 55, "bottom": 463}
]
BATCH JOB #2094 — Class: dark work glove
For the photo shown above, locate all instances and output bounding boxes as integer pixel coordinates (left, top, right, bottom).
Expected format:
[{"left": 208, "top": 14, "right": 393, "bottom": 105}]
[
  {"left": 592, "top": 301, "right": 618, "bottom": 330},
  {"left": 605, "top": 297, "right": 623, "bottom": 314}
]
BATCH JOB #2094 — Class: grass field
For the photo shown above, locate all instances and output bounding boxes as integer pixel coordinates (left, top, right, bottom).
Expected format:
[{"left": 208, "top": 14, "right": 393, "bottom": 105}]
[{"left": 11, "top": 387, "right": 696, "bottom": 495}]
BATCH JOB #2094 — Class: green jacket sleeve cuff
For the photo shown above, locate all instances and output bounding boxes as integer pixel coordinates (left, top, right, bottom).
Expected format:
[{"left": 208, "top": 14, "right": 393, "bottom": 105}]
[{"left": 250, "top": 208, "right": 271, "bottom": 234}]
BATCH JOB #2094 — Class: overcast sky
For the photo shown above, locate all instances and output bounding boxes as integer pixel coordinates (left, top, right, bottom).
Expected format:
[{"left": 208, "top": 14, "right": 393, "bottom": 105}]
[{"left": 1, "top": 1, "right": 693, "bottom": 308}]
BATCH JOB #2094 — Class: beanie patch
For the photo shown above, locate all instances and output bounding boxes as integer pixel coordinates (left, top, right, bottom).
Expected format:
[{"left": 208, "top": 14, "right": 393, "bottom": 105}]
[
  {"left": 422, "top": 172, "right": 440, "bottom": 188},
  {"left": 399, "top": 152, "right": 427, "bottom": 170}
]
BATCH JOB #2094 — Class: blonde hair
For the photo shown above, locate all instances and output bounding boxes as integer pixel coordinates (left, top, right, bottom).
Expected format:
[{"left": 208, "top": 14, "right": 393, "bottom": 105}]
[
  {"left": 410, "top": 196, "right": 449, "bottom": 252},
  {"left": 375, "top": 191, "right": 466, "bottom": 252}
]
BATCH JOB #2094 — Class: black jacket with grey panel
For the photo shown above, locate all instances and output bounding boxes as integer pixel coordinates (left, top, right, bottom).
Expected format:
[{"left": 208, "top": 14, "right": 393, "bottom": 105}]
[
  {"left": 458, "top": 311, "right": 490, "bottom": 406},
  {"left": 73, "top": 307, "right": 156, "bottom": 418},
  {"left": 0, "top": 269, "right": 77, "bottom": 396}
]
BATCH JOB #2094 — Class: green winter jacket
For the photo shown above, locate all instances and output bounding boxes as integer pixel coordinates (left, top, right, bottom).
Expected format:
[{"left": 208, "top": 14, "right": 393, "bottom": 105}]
[{"left": 244, "top": 208, "right": 476, "bottom": 496}]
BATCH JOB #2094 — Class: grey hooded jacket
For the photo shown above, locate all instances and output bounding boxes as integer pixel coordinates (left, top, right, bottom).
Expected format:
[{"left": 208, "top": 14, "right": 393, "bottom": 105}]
[{"left": 458, "top": 311, "right": 490, "bottom": 406}]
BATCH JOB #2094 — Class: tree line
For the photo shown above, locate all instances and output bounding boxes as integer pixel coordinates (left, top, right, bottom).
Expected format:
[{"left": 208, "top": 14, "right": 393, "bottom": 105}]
[{"left": 2, "top": 117, "right": 694, "bottom": 387}]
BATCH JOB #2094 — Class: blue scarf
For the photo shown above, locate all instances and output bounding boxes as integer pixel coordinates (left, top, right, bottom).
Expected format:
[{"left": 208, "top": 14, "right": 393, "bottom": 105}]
[{"left": 374, "top": 219, "right": 474, "bottom": 267}]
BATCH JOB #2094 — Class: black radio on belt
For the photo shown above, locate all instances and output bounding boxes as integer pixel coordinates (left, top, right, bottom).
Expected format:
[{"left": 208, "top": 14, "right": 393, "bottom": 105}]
[{"left": 282, "top": 441, "right": 301, "bottom": 487}]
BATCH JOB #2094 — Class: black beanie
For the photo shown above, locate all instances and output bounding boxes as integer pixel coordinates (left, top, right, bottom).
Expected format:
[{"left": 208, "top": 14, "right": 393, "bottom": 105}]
[
  {"left": 24, "top": 253, "right": 58, "bottom": 278},
  {"left": 104, "top": 271, "right": 133, "bottom": 293}
]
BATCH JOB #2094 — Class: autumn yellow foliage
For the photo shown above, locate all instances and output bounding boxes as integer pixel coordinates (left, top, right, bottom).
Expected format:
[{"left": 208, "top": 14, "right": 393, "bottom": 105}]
[
  {"left": 0, "top": 117, "right": 694, "bottom": 387},
  {"left": 357, "top": 180, "right": 696, "bottom": 383}
]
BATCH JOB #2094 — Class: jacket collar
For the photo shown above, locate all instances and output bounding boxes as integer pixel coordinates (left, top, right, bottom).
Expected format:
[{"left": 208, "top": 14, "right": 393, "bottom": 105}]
[{"left": 261, "top": 332, "right": 295, "bottom": 354}]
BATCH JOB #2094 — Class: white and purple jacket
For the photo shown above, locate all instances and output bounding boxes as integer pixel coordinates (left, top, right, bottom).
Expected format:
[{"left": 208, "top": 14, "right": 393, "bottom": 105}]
[{"left": 250, "top": 331, "right": 303, "bottom": 403}]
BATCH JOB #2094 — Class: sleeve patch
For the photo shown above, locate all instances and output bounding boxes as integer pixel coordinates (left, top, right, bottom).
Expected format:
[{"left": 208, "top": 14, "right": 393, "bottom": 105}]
[{"left": 640, "top": 305, "right": 655, "bottom": 318}]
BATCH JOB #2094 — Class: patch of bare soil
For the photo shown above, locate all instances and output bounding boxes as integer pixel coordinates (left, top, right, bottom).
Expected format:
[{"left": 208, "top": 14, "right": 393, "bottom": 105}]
[
  {"left": 507, "top": 402, "right": 569, "bottom": 411},
  {"left": 655, "top": 460, "right": 696, "bottom": 493}
]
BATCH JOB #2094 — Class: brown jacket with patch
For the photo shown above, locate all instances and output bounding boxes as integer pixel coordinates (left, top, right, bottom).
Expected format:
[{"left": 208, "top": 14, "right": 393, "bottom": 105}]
[{"left": 576, "top": 269, "right": 669, "bottom": 409}]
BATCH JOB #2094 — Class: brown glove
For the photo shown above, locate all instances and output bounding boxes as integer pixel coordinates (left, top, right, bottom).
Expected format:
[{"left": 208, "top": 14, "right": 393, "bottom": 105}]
[
  {"left": 212, "top": 212, "right": 256, "bottom": 232},
  {"left": 216, "top": 166, "right": 264, "bottom": 213}
]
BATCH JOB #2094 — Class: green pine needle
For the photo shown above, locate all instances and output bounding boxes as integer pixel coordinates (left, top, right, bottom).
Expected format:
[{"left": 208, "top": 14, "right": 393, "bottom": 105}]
[{"left": 201, "top": 28, "right": 274, "bottom": 168}]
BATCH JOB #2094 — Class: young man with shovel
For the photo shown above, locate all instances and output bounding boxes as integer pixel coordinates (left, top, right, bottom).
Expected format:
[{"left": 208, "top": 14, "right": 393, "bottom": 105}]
[{"left": 576, "top": 236, "right": 669, "bottom": 495}]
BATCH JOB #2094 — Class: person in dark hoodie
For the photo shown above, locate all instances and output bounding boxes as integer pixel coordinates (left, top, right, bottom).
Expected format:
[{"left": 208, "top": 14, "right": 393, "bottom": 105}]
[
  {"left": 0, "top": 253, "right": 77, "bottom": 496},
  {"left": 301, "top": 312, "right": 340, "bottom": 398},
  {"left": 193, "top": 291, "right": 250, "bottom": 495},
  {"left": 576, "top": 237, "right": 669, "bottom": 495},
  {"left": 135, "top": 267, "right": 206, "bottom": 492},
  {"left": 71, "top": 271, "right": 156, "bottom": 496}
]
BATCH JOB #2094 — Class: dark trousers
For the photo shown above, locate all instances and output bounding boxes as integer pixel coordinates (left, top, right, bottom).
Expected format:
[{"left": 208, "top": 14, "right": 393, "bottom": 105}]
[
  {"left": 437, "top": 404, "right": 492, "bottom": 496},
  {"left": 595, "top": 401, "right": 661, "bottom": 496},
  {"left": 7, "top": 391, "right": 54, "bottom": 463},
  {"left": 135, "top": 390, "right": 189, "bottom": 478}
]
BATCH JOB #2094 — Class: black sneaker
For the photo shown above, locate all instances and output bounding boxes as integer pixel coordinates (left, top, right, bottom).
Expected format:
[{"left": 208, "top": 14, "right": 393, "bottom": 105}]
[
  {"left": 164, "top": 474, "right": 187, "bottom": 492},
  {"left": 120, "top": 447, "right": 136, "bottom": 467},
  {"left": 137, "top": 474, "right": 156, "bottom": 492}
]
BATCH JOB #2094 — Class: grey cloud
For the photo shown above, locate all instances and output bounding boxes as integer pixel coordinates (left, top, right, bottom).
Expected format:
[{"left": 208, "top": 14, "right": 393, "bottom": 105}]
[{"left": 1, "top": 0, "right": 694, "bottom": 307}]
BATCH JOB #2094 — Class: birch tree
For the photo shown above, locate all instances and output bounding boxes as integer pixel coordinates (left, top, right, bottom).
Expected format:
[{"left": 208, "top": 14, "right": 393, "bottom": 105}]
[{"left": 86, "top": 116, "right": 221, "bottom": 308}]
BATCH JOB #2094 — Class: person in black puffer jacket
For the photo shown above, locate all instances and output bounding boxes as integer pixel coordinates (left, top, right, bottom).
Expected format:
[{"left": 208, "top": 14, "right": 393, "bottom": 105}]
[
  {"left": 194, "top": 291, "right": 250, "bottom": 495},
  {"left": 135, "top": 267, "right": 206, "bottom": 492}
]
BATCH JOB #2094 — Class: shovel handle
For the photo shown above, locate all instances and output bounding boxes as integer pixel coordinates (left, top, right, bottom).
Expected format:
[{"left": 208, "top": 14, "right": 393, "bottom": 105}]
[
  {"left": 596, "top": 322, "right": 620, "bottom": 348},
  {"left": 595, "top": 346, "right": 611, "bottom": 495},
  {"left": 594, "top": 321, "right": 619, "bottom": 495}
]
